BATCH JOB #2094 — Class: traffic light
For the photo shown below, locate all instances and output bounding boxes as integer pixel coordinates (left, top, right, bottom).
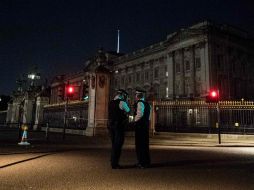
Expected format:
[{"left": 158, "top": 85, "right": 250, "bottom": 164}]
[
  {"left": 82, "top": 83, "right": 89, "bottom": 100},
  {"left": 206, "top": 89, "right": 219, "bottom": 103},
  {"left": 66, "top": 85, "right": 74, "bottom": 98}
]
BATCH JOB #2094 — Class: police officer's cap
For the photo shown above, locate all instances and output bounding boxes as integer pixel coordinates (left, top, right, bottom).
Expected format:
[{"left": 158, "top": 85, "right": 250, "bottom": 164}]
[
  {"left": 135, "top": 88, "right": 146, "bottom": 94},
  {"left": 117, "top": 89, "right": 128, "bottom": 95}
]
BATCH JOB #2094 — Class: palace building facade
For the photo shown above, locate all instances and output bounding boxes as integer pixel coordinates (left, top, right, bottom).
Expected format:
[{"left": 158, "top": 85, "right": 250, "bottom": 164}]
[
  {"left": 50, "top": 20, "right": 254, "bottom": 104},
  {"left": 111, "top": 21, "right": 254, "bottom": 101}
]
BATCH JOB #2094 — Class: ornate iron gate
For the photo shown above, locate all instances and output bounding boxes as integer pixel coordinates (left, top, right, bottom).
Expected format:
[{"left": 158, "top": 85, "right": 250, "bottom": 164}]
[
  {"left": 153, "top": 100, "right": 254, "bottom": 134},
  {"left": 43, "top": 101, "right": 88, "bottom": 130}
]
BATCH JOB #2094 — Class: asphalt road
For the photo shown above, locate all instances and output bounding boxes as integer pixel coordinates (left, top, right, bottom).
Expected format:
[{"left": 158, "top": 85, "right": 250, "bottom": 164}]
[{"left": 1, "top": 144, "right": 254, "bottom": 190}]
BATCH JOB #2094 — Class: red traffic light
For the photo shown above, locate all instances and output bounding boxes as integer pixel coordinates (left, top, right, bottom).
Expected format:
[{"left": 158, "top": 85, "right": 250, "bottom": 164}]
[
  {"left": 206, "top": 89, "right": 219, "bottom": 103},
  {"left": 67, "top": 86, "right": 74, "bottom": 93},
  {"left": 66, "top": 85, "right": 74, "bottom": 97},
  {"left": 210, "top": 90, "right": 218, "bottom": 98}
]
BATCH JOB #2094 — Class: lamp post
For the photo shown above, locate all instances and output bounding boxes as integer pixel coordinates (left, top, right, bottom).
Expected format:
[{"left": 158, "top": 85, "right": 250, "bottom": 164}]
[
  {"left": 63, "top": 83, "right": 74, "bottom": 139},
  {"left": 27, "top": 72, "right": 40, "bottom": 129},
  {"left": 206, "top": 89, "right": 221, "bottom": 144},
  {"left": 216, "top": 91, "right": 221, "bottom": 144},
  {"left": 63, "top": 95, "right": 68, "bottom": 140}
]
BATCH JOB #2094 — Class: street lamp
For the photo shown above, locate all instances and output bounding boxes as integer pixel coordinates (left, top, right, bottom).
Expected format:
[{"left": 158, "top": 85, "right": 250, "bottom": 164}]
[{"left": 28, "top": 72, "right": 40, "bottom": 87}]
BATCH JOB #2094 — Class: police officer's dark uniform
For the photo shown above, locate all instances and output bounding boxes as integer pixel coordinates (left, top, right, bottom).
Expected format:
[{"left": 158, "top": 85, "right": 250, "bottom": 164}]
[
  {"left": 134, "top": 89, "right": 151, "bottom": 168},
  {"left": 108, "top": 89, "right": 130, "bottom": 169}
]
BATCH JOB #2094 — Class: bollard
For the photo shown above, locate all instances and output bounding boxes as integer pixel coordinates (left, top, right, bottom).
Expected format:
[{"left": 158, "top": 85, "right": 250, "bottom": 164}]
[
  {"left": 18, "top": 124, "right": 30, "bottom": 146},
  {"left": 45, "top": 122, "right": 49, "bottom": 141}
]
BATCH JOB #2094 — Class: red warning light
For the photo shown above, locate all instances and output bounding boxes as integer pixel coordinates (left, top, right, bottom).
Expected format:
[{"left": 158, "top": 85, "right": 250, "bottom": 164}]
[
  {"left": 66, "top": 86, "right": 74, "bottom": 97},
  {"left": 68, "top": 86, "right": 74, "bottom": 93},
  {"left": 210, "top": 90, "right": 218, "bottom": 98},
  {"left": 206, "top": 89, "right": 219, "bottom": 103}
]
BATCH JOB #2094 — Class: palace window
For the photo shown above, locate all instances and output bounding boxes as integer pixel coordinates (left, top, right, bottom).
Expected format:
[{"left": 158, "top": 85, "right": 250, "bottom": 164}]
[
  {"left": 175, "top": 82, "right": 180, "bottom": 95},
  {"left": 185, "top": 80, "right": 190, "bottom": 96},
  {"left": 196, "top": 82, "right": 201, "bottom": 95},
  {"left": 141, "top": 72, "right": 144, "bottom": 83},
  {"left": 145, "top": 71, "right": 149, "bottom": 81},
  {"left": 195, "top": 57, "right": 201, "bottom": 69},
  {"left": 136, "top": 72, "right": 140, "bottom": 82},
  {"left": 128, "top": 75, "right": 132, "bottom": 84},
  {"left": 176, "top": 63, "right": 181, "bottom": 73},
  {"left": 154, "top": 67, "right": 159, "bottom": 78},
  {"left": 150, "top": 70, "right": 153, "bottom": 80},
  {"left": 149, "top": 60, "right": 154, "bottom": 69},
  {"left": 121, "top": 76, "right": 125, "bottom": 86},
  {"left": 185, "top": 60, "right": 190, "bottom": 72},
  {"left": 159, "top": 57, "right": 164, "bottom": 62}
]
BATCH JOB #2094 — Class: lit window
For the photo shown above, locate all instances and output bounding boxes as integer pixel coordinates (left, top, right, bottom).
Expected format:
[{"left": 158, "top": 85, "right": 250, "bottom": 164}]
[{"left": 165, "top": 66, "right": 168, "bottom": 77}]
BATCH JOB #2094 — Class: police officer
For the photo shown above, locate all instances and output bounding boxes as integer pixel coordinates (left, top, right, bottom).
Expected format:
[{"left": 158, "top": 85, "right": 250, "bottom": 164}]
[
  {"left": 134, "top": 89, "right": 151, "bottom": 168},
  {"left": 108, "top": 89, "right": 130, "bottom": 169}
]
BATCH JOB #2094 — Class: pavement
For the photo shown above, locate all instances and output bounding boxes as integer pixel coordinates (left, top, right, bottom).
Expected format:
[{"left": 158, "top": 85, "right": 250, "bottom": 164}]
[
  {"left": 1, "top": 128, "right": 254, "bottom": 190},
  {"left": 1, "top": 128, "right": 254, "bottom": 155},
  {"left": 150, "top": 132, "right": 254, "bottom": 147},
  {"left": 1, "top": 144, "right": 254, "bottom": 190}
]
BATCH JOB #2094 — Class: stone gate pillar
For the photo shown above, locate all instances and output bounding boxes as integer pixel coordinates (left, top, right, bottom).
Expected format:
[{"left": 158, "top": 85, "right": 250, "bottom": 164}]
[
  {"left": 10, "top": 102, "right": 21, "bottom": 126},
  {"left": 6, "top": 103, "right": 13, "bottom": 124},
  {"left": 8, "top": 96, "right": 24, "bottom": 127},
  {"left": 86, "top": 73, "right": 96, "bottom": 136},
  {"left": 86, "top": 66, "right": 111, "bottom": 136},
  {"left": 33, "top": 97, "right": 49, "bottom": 130},
  {"left": 22, "top": 97, "right": 35, "bottom": 126}
]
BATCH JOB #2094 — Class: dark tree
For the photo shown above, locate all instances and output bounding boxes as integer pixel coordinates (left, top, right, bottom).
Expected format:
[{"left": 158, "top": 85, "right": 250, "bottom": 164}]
[{"left": 0, "top": 95, "right": 11, "bottom": 111}]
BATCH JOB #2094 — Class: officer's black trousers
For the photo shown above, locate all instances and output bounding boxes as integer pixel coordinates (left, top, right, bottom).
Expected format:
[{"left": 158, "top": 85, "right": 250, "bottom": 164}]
[
  {"left": 135, "top": 122, "right": 150, "bottom": 167},
  {"left": 110, "top": 125, "right": 125, "bottom": 167}
]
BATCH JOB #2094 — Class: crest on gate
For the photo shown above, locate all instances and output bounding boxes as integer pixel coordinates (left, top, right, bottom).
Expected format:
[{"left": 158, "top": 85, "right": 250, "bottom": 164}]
[{"left": 99, "top": 75, "right": 106, "bottom": 88}]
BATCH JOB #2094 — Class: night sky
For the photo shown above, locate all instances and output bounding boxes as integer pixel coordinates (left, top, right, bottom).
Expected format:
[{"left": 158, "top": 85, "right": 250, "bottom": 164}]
[{"left": 0, "top": 0, "right": 253, "bottom": 95}]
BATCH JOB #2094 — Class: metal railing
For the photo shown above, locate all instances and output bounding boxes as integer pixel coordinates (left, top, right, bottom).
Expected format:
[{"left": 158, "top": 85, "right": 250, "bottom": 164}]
[
  {"left": 152, "top": 100, "right": 254, "bottom": 134},
  {"left": 43, "top": 101, "right": 88, "bottom": 130}
]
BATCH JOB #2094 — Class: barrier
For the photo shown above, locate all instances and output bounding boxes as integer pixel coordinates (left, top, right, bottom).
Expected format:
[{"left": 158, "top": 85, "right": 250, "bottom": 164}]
[{"left": 18, "top": 124, "right": 30, "bottom": 145}]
